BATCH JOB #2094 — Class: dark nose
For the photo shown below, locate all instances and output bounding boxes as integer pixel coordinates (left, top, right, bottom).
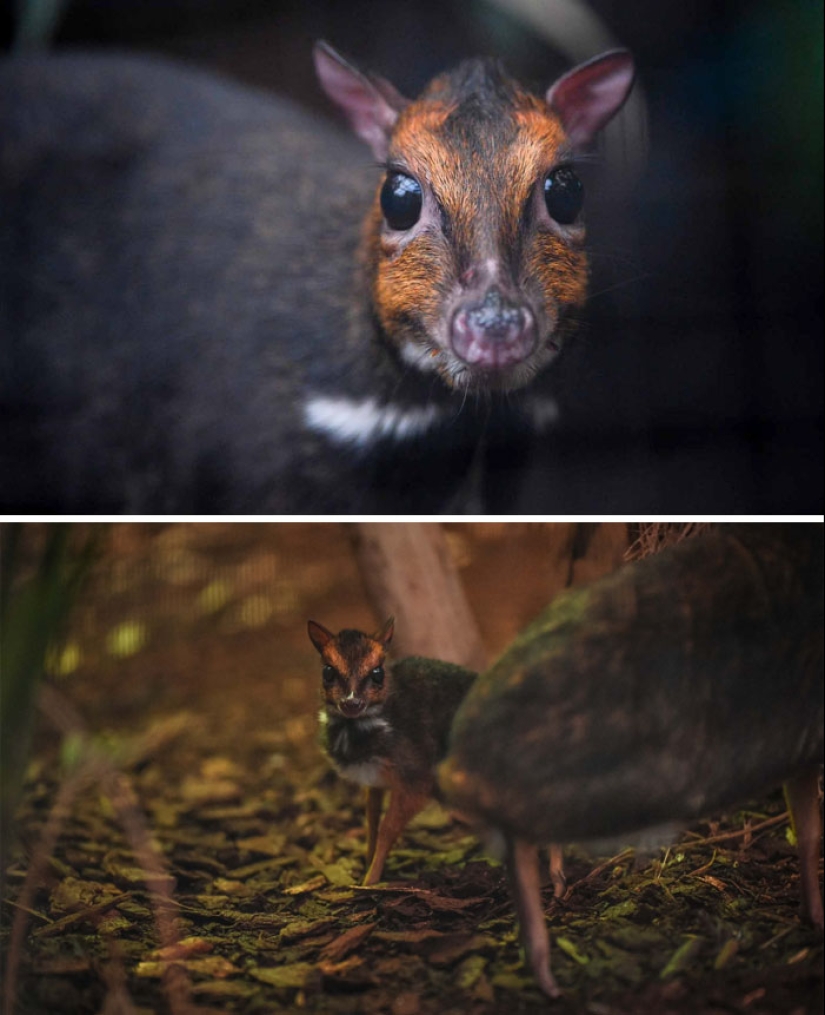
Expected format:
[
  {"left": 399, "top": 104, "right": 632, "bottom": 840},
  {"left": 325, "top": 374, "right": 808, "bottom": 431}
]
[
  {"left": 339, "top": 698, "right": 365, "bottom": 718},
  {"left": 450, "top": 287, "right": 536, "bottom": 369}
]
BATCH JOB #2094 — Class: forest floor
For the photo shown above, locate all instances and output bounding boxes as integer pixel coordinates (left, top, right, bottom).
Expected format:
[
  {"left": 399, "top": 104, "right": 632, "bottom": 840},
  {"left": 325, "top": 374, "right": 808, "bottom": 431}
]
[{"left": 2, "top": 523, "right": 822, "bottom": 1015}]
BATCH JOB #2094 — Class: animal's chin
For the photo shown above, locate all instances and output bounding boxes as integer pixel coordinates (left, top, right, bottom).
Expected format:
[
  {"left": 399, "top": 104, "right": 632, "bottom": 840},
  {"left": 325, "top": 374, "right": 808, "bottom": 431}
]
[
  {"left": 461, "top": 364, "right": 536, "bottom": 393},
  {"left": 441, "top": 344, "right": 559, "bottom": 394}
]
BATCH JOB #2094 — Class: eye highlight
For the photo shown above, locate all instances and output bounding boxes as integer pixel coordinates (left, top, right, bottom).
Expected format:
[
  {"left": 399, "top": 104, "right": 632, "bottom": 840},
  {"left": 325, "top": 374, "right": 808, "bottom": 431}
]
[
  {"left": 322, "top": 665, "right": 337, "bottom": 689},
  {"left": 544, "top": 166, "right": 583, "bottom": 225},
  {"left": 380, "top": 172, "right": 423, "bottom": 231}
]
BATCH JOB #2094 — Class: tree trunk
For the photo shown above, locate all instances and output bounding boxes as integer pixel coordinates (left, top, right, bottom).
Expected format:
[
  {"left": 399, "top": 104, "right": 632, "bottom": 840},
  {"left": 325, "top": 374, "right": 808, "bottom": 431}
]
[{"left": 349, "top": 523, "right": 487, "bottom": 669}]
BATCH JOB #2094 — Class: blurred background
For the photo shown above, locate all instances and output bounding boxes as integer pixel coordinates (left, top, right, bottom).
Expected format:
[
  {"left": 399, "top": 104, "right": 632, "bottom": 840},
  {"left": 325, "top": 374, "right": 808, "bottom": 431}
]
[
  {"left": 1, "top": 0, "right": 822, "bottom": 512},
  {"left": 1, "top": 521, "right": 625, "bottom": 839},
  {"left": 4, "top": 521, "right": 621, "bottom": 732}
]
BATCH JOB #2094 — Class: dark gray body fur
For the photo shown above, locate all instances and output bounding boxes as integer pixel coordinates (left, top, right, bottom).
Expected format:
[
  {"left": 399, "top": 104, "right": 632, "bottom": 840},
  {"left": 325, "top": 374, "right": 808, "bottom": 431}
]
[
  {"left": 322, "top": 657, "right": 477, "bottom": 786},
  {"left": 0, "top": 54, "right": 535, "bottom": 512},
  {"left": 445, "top": 524, "right": 824, "bottom": 842}
]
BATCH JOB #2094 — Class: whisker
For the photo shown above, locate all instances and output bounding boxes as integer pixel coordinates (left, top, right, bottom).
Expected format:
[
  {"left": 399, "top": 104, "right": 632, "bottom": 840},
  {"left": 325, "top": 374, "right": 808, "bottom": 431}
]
[
  {"left": 587, "top": 248, "right": 647, "bottom": 273},
  {"left": 569, "top": 151, "right": 604, "bottom": 167},
  {"left": 586, "top": 272, "right": 653, "bottom": 301}
]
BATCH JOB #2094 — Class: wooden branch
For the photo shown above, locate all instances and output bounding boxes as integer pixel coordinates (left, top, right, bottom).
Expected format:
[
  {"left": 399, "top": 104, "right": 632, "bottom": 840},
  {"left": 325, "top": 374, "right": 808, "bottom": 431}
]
[
  {"left": 567, "top": 523, "right": 630, "bottom": 587},
  {"left": 349, "top": 524, "right": 487, "bottom": 669}
]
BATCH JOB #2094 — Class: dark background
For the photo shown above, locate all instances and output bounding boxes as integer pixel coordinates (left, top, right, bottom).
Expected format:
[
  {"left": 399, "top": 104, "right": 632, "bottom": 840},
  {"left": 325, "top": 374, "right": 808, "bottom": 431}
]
[{"left": 2, "top": 0, "right": 822, "bottom": 512}]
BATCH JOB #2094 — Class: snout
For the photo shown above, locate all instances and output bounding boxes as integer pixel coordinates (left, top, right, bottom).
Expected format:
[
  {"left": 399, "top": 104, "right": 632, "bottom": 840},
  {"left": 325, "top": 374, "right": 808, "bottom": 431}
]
[
  {"left": 339, "top": 698, "right": 366, "bottom": 718},
  {"left": 450, "top": 287, "right": 537, "bottom": 370}
]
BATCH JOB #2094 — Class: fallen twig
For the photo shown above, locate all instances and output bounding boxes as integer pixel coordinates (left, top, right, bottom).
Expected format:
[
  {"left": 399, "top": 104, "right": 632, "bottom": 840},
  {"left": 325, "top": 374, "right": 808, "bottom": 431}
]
[{"left": 678, "top": 812, "right": 789, "bottom": 850}]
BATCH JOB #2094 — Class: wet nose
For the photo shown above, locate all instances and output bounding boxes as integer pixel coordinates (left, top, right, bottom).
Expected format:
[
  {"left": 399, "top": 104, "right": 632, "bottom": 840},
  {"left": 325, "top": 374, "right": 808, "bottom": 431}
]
[
  {"left": 339, "top": 697, "right": 365, "bottom": 718},
  {"left": 450, "top": 287, "right": 536, "bottom": 369}
]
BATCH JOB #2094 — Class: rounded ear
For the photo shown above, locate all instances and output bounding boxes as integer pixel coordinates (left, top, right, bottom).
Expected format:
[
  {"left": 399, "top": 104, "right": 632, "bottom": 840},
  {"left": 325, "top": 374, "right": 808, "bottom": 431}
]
[
  {"left": 307, "top": 620, "right": 334, "bottom": 654},
  {"left": 313, "top": 41, "right": 407, "bottom": 161},
  {"left": 375, "top": 616, "right": 394, "bottom": 646},
  {"left": 546, "top": 49, "right": 635, "bottom": 150}
]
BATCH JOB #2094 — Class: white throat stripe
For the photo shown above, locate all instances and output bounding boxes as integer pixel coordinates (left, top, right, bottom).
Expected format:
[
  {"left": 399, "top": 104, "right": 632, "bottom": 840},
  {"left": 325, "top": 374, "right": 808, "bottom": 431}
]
[{"left": 304, "top": 395, "right": 444, "bottom": 447}]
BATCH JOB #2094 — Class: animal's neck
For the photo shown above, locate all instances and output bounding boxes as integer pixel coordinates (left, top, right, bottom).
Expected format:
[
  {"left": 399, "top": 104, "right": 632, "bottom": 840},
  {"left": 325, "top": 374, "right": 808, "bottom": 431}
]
[{"left": 322, "top": 708, "right": 394, "bottom": 767}]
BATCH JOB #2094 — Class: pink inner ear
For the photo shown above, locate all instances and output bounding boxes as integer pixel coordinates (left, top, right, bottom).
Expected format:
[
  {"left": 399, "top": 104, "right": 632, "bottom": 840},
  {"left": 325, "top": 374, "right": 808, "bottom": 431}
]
[
  {"left": 546, "top": 50, "right": 635, "bottom": 149},
  {"left": 308, "top": 620, "right": 333, "bottom": 652},
  {"left": 377, "top": 617, "right": 394, "bottom": 645},
  {"left": 313, "top": 42, "right": 400, "bottom": 161}
]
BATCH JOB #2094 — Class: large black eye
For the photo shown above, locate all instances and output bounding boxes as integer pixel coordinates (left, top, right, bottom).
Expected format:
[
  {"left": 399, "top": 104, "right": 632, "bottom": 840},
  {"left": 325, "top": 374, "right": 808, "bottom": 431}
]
[
  {"left": 380, "top": 172, "right": 422, "bottom": 231},
  {"left": 370, "top": 666, "right": 385, "bottom": 687},
  {"left": 544, "top": 167, "right": 583, "bottom": 225},
  {"left": 322, "top": 665, "right": 337, "bottom": 689}
]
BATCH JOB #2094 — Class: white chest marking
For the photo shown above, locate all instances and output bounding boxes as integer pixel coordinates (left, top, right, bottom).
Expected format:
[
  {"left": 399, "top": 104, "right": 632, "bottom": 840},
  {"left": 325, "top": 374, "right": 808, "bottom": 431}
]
[
  {"left": 318, "top": 709, "right": 393, "bottom": 788},
  {"left": 353, "top": 716, "right": 392, "bottom": 734},
  {"left": 303, "top": 395, "right": 445, "bottom": 448},
  {"left": 337, "top": 759, "right": 388, "bottom": 787}
]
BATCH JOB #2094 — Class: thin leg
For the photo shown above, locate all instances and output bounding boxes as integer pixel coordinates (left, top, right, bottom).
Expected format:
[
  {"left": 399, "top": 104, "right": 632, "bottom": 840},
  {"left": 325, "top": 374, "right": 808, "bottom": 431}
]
[
  {"left": 548, "top": 842, "right": 567, "bottom": 900},
  {"left": 506, "top": 836, "right": 560, "bottom": 998},
  {"left": 365, "top": 787, "right": 385, "bottom": 867},
  {"left": 363, "top": 784, "right": 428, "bottom": 886},
  {"left": 784, "top": 769, "right": 823, "bottom": 930}
]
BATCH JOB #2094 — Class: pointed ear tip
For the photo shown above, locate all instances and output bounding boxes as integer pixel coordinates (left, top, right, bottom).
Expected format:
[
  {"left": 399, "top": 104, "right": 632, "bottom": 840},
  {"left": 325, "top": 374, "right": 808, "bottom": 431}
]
[
  {"left": 548, "top": 48, "right": 636, "bottom": 106},
  {"left": 312, "top": 43, "right": 331, "bottom": 71},
  {"left": 604, "top": 48, "right": 636, "bottom": 80},
  {"left": 313, "top": 40, "right": 346, "bottom": 77},
  {"left": 575, "top": 49, "right": 634, "bottom": 85}
]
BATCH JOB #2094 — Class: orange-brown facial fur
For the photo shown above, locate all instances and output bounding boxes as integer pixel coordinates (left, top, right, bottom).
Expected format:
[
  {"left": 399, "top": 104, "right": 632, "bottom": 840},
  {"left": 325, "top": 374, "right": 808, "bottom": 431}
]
[
  {"left": 308, "top": 623, "right": 391, "bottom": 719},
  {"left": 367, "top": 60, "right": 589, "bottom": 392}
]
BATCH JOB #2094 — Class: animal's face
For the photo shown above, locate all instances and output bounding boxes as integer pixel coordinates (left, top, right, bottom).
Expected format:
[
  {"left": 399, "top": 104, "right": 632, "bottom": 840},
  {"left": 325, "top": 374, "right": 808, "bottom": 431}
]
[
  {"left": 315, "top": 44, "right": 634, "bottom": 395},
  {"left": 369, "top": 65, "right": 588, "bottom": 392},
  {"left": 307, "top": 620, "right": 393, "bottom": 718}
]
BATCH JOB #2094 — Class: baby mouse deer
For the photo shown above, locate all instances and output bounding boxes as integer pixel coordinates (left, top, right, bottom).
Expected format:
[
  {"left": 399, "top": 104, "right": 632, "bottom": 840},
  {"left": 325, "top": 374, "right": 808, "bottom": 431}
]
[
  {"left": 308, "top": 618, "right": 476, "bottom": 884},
  {"left": 1, "top": 43, "right": 635, "bottom": 512}
]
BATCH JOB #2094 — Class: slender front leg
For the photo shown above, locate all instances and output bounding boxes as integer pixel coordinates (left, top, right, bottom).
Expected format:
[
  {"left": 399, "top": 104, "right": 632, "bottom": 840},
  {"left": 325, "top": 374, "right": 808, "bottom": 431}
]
[
  {"left": 505, "top": 836, "right": 560, "bottom": 999},
  {"left": 548, "top": 842, "right": 567, "bottom": 900},
  {"left": 784, "top": 769, "right": 824, "bottom": 930},
  {"left": 363, "top": 782, "right": 429, "bottom": 886},
  {"left": 365, "top": 787, "right": 385, "bottom": 867}
]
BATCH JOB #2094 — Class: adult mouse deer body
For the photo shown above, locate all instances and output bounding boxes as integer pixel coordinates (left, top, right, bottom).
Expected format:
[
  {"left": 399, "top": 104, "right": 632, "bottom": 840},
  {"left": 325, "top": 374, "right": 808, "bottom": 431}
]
[
  {"left": 0, "top": 45, "right": 634, "bottom": 512},
  {"left": 440, "top": 523, "right": 824, "bottom": 997}
]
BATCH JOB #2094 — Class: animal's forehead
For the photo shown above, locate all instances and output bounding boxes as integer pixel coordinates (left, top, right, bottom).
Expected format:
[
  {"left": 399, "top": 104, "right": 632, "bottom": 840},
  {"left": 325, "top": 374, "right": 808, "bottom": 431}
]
[
  {"left": 322, "top": 637, "right": 385, "bottom": 678},
  {"left": 419, "top": 57, "right": 535, "bottom": 114},
  {"left": 389, "top": 83, "right": 569, "bottom": 200}
]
